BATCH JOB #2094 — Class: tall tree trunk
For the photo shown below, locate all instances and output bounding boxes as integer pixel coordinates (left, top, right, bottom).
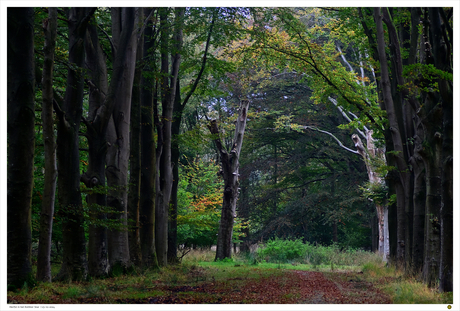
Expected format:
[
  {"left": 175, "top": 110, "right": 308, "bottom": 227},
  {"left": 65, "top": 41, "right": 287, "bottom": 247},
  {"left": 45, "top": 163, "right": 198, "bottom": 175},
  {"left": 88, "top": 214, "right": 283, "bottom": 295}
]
[
  {"left": 439, "top": 126, "right": 453, "bottom": 292},
  {"left": 374, "top": 7, "right": 410, "bottom": 265},
  {"left": 210, "top": 100, "right": 250, "bottom": 260},
  {"left": 7, "top": 7, "right": 35, "bottom": 288},
  {"left": 82, "top": 15, "right": 109, "bottom": 279},
  {"left": 427, "top": 7, "right": 453, "bottom": 293},
  {"left": 167, "top": 9, "right": 216, "bottom": 263},
  {"left": 156, "top": 7, "right": 183, "bottom": 266},
  {"left": 417, "top": 10, "right": 443, "bottom": 286},
  {"left": 411, "top": 131, "right": 426, "bottom": 276},
  {"left": 425, "top": 7, "right": 452, "bottom": 290},
  {"left": 127, "top": 8, "right": 144, "bottom": 267},
  {"left": 55, "top": 7, "right": 96, "bottom": 281},
  {"left": 168, "top": 81, "right": 182, "bottom": 264},
  {"left": 421, "top": 121, "right": 442, "bottom": 287},
  {"left": 382, "top": 8, "right": 414, "bottom": 268},
  {"left": 139, "top": 12, "right": 159, "bottom": 269},
  {"left": 37, "top": 7, "right": 57, "bottom": 283},
  {"left": 106, "top": 7, "right": 139, "bottom": 273},
  {"left": 351, "top": 131, "right": 387, "bottom": 260}
]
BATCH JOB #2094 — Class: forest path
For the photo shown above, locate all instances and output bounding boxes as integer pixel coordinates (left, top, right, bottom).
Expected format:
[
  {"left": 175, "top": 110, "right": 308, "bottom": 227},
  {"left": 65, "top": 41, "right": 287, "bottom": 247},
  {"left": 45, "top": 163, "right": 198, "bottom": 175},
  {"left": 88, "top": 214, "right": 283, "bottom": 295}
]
[
  {"left": 117, "top": 269, "right": 392, "bottom": 304},
  {"left": 7, "top": 268, "right": 393, "bottom": 304}
]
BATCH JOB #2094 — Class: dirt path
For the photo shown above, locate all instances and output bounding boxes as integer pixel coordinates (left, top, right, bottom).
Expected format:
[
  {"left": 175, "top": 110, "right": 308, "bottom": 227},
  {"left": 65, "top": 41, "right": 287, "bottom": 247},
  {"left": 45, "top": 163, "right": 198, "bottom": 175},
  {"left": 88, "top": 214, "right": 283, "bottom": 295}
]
[
  {"left": 7, "top": 269, "right": 392, "bottom": 304},
  {"left": 119, "top": 270, "right": 392, "bottom": 304}
]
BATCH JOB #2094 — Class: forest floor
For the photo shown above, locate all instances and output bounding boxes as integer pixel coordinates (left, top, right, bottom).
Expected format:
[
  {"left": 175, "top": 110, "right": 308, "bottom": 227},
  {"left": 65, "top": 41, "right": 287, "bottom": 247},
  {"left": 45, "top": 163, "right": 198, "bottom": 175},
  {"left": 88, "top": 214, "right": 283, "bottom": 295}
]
[
  {"left": 7, "top": 266, "right": 390, "bottom": 304},
  {"left": 7, "top": 259, "right": 452, "bottom": 305}
]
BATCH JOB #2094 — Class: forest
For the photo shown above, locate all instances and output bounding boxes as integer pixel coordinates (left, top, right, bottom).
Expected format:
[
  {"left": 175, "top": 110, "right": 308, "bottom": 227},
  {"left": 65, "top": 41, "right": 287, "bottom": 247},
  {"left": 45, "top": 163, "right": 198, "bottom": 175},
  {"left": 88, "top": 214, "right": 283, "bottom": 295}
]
[{"left": 6, "top": 6, "right": 454, "bottom": 303}]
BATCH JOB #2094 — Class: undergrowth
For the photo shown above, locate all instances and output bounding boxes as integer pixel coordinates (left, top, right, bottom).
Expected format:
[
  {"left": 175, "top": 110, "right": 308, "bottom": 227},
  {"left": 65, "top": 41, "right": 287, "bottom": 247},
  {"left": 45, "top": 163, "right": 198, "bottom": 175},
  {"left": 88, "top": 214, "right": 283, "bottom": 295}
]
[
  {"left": 361, "top": 261, "right": 453, "bottom": 304},
  {"left": 254, "top": 237, "right": 381, "bottom": 267}
]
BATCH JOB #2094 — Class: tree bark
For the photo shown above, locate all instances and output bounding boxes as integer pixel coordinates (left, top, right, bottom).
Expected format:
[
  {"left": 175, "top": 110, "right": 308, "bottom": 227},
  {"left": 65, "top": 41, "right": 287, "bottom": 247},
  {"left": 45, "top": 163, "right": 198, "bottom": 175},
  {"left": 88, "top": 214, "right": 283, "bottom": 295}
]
[
  {"left": 428, "top": 7, "right": 453, "bottom": 293},
  {"left": 106, "top": 7, "right": 139, "bottom": 273},
  {"left": 411, "top": 131, "right": 426, "bottom": 276},
  {"left": 351, "top": 131, "right": 388, "bottom": 260},
  {"left": 210, "top": 100, "right": 250, "bottom": 260},
  {"left": 37, "top": 7, "right": 57, "bottom": 283},
  {"left": 127, "top": 8, "right": 144, "bottom": 267},
  {"left": 156, "top": 7, "right": 183, "bottom": 266},
  {"left": 374, "top": 7, "right": 410, "bottom": 265},
  {"left": 7, "top": 7, "right": 35, "bottom": 288},
  {"left": 55, "top": 7, "right": 96, "bottom": 281},
  {"left": 168, "top": 81, "right": 182, "bottom": 264},
  {"left": 139, "top": 11, "right": 159, "bottom": 269},
  {"left": 82, "top": 14, "right": 109, "bottom": 279},
  {"left": 168, "top": 9, "right": 216, "bottom": 263}
]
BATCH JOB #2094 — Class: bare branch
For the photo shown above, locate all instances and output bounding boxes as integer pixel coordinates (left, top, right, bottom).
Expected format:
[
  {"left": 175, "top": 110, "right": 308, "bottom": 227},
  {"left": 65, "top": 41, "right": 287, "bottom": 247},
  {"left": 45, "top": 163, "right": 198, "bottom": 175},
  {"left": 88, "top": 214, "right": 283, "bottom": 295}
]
[
  {"left": 336, "top": 44, "right": 354, "bottom": 73},
  {"left": 327, "top": 96, "right": 367, "bottom": 138},
  {"left": 302, "top": 125, "right": 359, "bottom": 155}
]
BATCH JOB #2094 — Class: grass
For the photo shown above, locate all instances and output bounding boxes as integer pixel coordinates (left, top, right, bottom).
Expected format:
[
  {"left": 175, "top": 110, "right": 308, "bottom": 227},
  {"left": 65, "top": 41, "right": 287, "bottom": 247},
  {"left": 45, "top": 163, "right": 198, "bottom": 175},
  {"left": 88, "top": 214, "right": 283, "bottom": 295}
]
[
  {"left": 360, "top": 261, "right": 453, "bottom": 304},
  {"left": 7, "top": 248, "right": 453, "bottom": 304}
]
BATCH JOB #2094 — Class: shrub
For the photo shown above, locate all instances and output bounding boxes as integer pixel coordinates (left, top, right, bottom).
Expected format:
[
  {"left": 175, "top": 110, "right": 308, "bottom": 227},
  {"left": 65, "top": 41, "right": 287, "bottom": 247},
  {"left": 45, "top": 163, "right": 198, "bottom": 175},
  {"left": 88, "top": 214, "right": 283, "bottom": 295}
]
[
  {"left": 256, "top": 238, "right": 307, "bottom": 263},
  {"left": 255, "top": 238, "right": 382, "bottom": 266}
]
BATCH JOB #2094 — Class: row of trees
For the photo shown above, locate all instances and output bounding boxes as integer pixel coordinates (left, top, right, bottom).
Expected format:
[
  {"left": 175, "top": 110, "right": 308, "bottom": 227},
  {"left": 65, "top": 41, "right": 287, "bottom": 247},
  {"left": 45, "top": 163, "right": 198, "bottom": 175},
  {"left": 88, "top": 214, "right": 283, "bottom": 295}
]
[
  {"left": 8, "top": 7, "right": 250, "bottom": 287},
  {"left": 216, "top": 6, "right": 453, "bottom": 291},
  {"left": 7, "top": 7, "right": 453, "bottom": 294}
]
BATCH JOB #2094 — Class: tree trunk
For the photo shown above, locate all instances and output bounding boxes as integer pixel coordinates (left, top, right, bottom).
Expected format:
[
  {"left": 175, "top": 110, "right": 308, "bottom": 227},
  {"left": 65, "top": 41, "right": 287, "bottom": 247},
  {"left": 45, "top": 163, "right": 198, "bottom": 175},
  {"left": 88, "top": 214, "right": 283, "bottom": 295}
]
[
  {"left": 411, "top": 136, "right": 426, "bottom": 276},
  {"left": 106, "top": 7, "right": 139, "bottom": 273},
  {"left": 374, "top": 7, "right": 409, "bottom": 265},
  {"left": 36, "top": 7, "right": 57, "bottom": 283},
  {"left": 351, "top": 131, "right": 387, "bottom": 260},
  {"left": 439, "top": 144, "right": 453, "bottom": 292},
  {"left": 156, "top": 8, "right": 183, "bottom": 266},
  {"left": 427, "top": 7, "right": 453, "bottom": 293},
  {"left": 168, "top": 81, "right": 182, "bottom": 264},
  {"left": 55, "top": 7, "right": 96, "bottom": 281},
  {"left": 139, "top": 12, "right": 159, "bottom": 269},
  {"left": 127, "top": 8, "right": 144, "bottom": 267},
  {"left": 7, "top": 7, "right": 35, "bottom": 288},
  {"left": 418, "top": 92, "right": 443, "bottom": 287},
  {"left": 210, "top": 100, "right": 250, "bottom": 260},
  {"left": 82, "top": 14, "right": 109, "bottom": 279},
  {"left": 167, "top": 9, "right": 215, "bottom": 263}
]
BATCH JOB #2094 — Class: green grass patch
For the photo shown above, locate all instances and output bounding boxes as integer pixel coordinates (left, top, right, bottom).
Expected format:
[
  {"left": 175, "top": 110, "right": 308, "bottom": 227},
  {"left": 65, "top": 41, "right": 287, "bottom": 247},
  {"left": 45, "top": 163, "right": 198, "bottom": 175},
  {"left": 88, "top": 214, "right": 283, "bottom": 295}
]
[
  {"left": 360, "top": 260, "right": 453, "bottom": 304},
  {"left": 383, "top": 280, "right": 452, "bottom": 304}
]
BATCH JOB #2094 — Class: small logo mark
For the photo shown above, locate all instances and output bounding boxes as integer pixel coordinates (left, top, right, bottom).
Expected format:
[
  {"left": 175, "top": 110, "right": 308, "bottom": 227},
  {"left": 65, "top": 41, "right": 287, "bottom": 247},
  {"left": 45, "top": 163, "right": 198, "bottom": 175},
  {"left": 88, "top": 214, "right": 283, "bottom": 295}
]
[{"left": 447, "top": 305, "right": 452, "bottom": 310}]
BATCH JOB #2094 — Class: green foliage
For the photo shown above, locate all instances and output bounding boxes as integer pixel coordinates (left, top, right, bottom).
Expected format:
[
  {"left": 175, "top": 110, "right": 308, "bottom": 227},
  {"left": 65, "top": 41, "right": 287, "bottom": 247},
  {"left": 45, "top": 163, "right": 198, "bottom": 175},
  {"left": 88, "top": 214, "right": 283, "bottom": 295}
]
[
  {"left": 62, "top": 286, "right": 83, "bottom": 299},
  {"left": 177, "top": 156, "right": 249, "bottom": 248},
  {"left": 255, "top": 238, "right": 375, "bottom": 267},
  {"left": 359, "top": 181, "right": 388, "bottom": 205},
  {"left": 177, "top": 157, "right": 222, "bottom": 248},
  {"left": 216, "top": 257, "right": 234, "bottom": 263},
  {"left": 256, "top": 238, "right": 307, "bottom": 263},
  {"left": 402, "top": 63, "right": 453, "bottom": 95}
]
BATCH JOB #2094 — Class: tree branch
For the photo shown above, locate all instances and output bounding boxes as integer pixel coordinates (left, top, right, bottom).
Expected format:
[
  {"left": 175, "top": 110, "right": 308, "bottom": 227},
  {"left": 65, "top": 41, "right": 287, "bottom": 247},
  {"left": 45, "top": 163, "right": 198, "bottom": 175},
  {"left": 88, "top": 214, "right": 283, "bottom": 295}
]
[
  {"left": 139, "top": 8, "right": 154, "bottom": 35},
  {"left": 181, "top": 8, "right": 217, "bottom": 108},
  {"left": 302, "top": 125, "right": 359, "bottom": 155},
  {"left": 97, "top": 24, "right": 116, "bottom": 57},
  {"left": 327, "top": 96, "right": 367, "bottom": 138}
]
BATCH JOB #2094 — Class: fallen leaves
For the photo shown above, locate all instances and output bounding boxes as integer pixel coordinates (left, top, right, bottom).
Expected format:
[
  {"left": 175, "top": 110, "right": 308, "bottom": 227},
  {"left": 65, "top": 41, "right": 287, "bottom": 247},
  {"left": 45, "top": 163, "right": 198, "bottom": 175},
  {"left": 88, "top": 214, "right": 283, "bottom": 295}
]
[{"left": 7, "top": 269, "right": 392, "bottom": 304}]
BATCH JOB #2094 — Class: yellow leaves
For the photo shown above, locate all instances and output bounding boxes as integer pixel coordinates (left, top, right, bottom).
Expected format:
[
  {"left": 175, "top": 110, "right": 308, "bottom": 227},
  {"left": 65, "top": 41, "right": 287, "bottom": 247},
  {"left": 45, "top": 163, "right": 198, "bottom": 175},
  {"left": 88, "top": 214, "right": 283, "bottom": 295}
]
[{"left": 190, "top": 191, "right": 222, "bottom": 212}]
